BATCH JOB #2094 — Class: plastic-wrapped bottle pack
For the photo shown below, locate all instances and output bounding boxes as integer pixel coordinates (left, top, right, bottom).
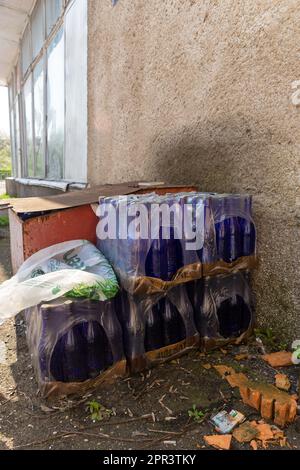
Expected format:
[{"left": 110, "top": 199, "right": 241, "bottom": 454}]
[
  {"left": 187, "top": 270, "right": 254, "bottom": 351},
  {"left": 114, "top": 284, "right": 199, "bottom": 373},
  {"left": 96, "top": 192, "right": 257, "bottom": 295},
  {"left": 24, "top": 298, "right": 126, "bottom": 397}
]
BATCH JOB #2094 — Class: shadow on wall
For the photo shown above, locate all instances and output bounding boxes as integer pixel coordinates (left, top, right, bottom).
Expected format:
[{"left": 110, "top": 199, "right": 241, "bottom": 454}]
[{"left": 144, "top": 114, "right": 286, "bottom": 197}]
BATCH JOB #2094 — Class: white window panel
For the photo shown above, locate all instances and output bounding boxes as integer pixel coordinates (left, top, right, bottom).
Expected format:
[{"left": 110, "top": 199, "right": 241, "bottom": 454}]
[
  {"left": 24, "top": 75, "right": 34, "bottom": 176},
  {"left": 32, "top": 0, "right": 45, "bottom": 60},
  {"left": 8, "top": 82, "right": 16, "bottom": 174},
  {"left": 65, "top": 0, "right": 87, "bottom": 182},
  {"left": 15, "top": 97, "right": 21, "bottom": 178},
  {"left": 33, "top": 58, "right": 45, "bottom": 177},
  {"left": 21, "top": 24, "right": 32, "bottom": 76},
  {"left": 46, "top": 0, "right": 63, "bottom": 36},
  {"left": 47, "top": 28, "right": 64, "bottom": 179}
]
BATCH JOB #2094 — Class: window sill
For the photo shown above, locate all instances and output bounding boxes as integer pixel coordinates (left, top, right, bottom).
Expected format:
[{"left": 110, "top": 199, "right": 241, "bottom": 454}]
[{"left": 9, "top": 177, "right": 88, "bottom": 192}]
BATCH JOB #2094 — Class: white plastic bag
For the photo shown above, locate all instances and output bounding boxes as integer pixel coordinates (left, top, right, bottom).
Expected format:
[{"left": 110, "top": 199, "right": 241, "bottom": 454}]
[{"left": 0, "top": 240, "right": 118, "bottom": 324}]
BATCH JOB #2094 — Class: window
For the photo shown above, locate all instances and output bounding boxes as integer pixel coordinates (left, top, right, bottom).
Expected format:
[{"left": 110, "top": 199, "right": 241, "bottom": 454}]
[
  {"left": 32, "top": 0, "right": 45, "bottom": 60},
  {"left": 21, "top": 25, "right": 32, "bottom": 76},
  {"left": 46, "top": 0, "right": 63, "bottom": 36},
  {"left": 8, "top": 0, "right": 87, "bottom": 183},
  {"left": 47, "top": 28, "right": 64, "bottom": 179},
  {"left": 24, "top": 75, "right": 34, "bottom": 177},
  {"left": 65, "top": 0, "right": 87, "bottom": 182},
  {"left": 33, "top": 59, "right": 45, "bottom": 177}
]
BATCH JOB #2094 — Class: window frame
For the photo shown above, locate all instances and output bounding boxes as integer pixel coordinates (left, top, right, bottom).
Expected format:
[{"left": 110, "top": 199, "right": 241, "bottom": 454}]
[{"left": 8, "top": 0, "right": 86, "bottom": 183}]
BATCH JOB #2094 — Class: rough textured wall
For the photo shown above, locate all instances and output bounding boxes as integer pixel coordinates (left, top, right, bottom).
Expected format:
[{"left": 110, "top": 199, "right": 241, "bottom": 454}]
[{"left": 88, "top": 0, "right": 300, "bottom": 340}]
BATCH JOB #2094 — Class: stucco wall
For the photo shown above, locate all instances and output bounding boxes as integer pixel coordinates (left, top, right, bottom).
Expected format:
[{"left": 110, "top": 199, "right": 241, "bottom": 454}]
[{"left": 87, "top": 0, "right": 300, "bottom": 340}]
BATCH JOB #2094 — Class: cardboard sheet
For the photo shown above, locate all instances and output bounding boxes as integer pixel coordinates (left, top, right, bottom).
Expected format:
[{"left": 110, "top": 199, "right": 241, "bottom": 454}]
[{"left": 0, "top": 182, "right": 190, "bottom": 214}]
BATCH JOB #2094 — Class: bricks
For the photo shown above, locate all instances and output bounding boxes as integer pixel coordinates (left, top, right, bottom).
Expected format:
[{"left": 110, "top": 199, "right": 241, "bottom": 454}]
[
  {"left": 262, "top": 351, "right": 293, "bottom": 367},
  {"left": 214, "top": 365, "right": 297, "bottom": 427}
]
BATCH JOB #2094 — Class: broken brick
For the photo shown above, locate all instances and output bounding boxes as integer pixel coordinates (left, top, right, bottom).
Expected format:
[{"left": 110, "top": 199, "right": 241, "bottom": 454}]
[
  {"left": 214, "top": 365, "right": 297, "bottom": 426},
  {"left": 262, "top": 351, "right": 293, "bottom": 367},
  {"left": 204, "top": 434, "right": 232, "bottom": 450},
  {"left": 275, "top": 373, "right": 291, "bottom": 392}
]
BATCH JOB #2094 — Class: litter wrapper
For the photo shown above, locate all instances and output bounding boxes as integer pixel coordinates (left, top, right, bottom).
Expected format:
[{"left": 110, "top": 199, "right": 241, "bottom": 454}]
[
  {"left": 0, "top": 239, "right": 119, "bottom": 324},
  {"left": 116, "top": 271, "right": 254, "bottom": 373},
  {"left": 96, "top": 192, "right": 257, "bottom": 295},
  {"left": 25, "top": 298, "right": 126, "bottom": 397}
]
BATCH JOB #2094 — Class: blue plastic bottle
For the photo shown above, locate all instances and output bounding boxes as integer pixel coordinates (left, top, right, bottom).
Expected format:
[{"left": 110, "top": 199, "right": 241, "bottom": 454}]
[
  {"left": 239, "top": 196, "right": 256, "bottom": 256},
  {"left": 224, "top": 197, "right": 242, "bottom": 263},
  {"left": 144, "top": 304, "right": 164, "bottom": 352},
  {"left": 61, "top": 325, "right": 88, "bottom": 382},
  {"left": 50, "top": 336, "right": 65, "bottom": 382},
  {"left": 161, "top": 297, "right": 186, "bottom": 346},
  {"left": 197, "top": 198, "right": 216, "bottom": 264},
  {"left": 81, "top": 321, "right": 106, "bottom": 379},
  {"left": 215, "top": 197, "right": 226, "bottom": 261}
]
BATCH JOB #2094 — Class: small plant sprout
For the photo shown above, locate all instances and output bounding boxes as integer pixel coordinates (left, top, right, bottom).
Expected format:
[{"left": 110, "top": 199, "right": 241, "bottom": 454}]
[
  {"left": 86, "top": 400, "right": 113, "bottom": 422},
  {"left": 188, "top": 404, "right": 205, "bottom": 423}
]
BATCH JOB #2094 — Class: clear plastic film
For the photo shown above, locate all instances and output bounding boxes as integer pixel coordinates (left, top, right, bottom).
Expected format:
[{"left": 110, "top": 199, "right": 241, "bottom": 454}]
[
  {"left": 115, "top": 283, "right": 199, "bottom": 373},
  {"left": 114, "top": 271, "right": 254, "bottom": 373},
  {"left": 187, "top": 270, "right": 254, "bottom": 351},
  {"left": 25, "top": 298, "right": 126, "bottom": 397},
  {"left": 96, "top": 192, "right": 257, "bottom": 295}
]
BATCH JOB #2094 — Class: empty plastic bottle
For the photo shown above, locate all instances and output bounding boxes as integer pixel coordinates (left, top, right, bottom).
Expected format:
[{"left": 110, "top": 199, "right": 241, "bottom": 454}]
[
  {"left": 81, "top": 321, "right": 106, "bottom": 379},
  {"left": 161, "top": 297, "right": 186, "bottom": 346},
  {"left": 144, "top": 304, "right": 164, "bottom": 352},
  {"left": 61, "top": 325, "right": 88, "bottom": 382}
]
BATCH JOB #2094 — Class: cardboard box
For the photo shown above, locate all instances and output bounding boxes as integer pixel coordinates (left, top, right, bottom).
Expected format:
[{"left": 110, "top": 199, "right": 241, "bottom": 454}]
[{"left": 4, "top": 182, "right": 197, "bottom": 273}]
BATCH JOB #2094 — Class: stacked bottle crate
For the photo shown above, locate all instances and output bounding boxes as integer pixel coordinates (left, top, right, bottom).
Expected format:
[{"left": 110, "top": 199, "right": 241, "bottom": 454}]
[{"left": 97, "top": 192, "right": 257, "bottom": 372}]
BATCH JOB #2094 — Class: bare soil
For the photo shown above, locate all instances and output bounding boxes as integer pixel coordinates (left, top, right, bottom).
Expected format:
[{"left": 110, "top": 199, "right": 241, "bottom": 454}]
[{"left": 0, "top": 226, "right": 299, "bottom": 451}]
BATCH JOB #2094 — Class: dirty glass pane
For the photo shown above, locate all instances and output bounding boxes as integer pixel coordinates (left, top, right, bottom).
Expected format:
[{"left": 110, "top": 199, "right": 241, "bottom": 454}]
[
  {"left": 32, "top": 0, "right": 45, "bottom": 59},
  {"left": 46, "top": 0, "right": 63, "bottom": 36},
  {"left": 15, "top": 97, "right": 21, "bottom": 178},
  {"left": 24, "top": 75, "right": 34, "bottom": 177},
  {"left": 21, "top": 24, "right": 32, "bottom": 76},
  {"left": 8, "top": 81, "right": 16, "bottom": 176},
  {"left": 47, "top": 28, "right": 64, "bottom": 179},
  {"left": 65, "top": 0, "right": 87, "bottom": 182},
  {"left": 33, "top": 58, "right": 45, "bottom": 177}
]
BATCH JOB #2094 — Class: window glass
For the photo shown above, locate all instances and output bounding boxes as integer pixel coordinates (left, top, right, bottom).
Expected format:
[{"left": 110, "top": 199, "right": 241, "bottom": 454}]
[
  {"left": 15, "top": 97, "right": 21, "bottom": 178},
  {"left": 24, "top": 75, "right": 34, "bottom": 177},
  {"left": 21, "top": 25, "right": 32, "bottom": 76},
  {"left": 47, "top": 28, "right": 64, "bottom": 179},
  {"left": 9, "top": 102, "right": 16, "bottom": 175},
  {"left": 65, "top": 0, "right": 87, "bottom": 182},
  {"left": 46, "top": 0, "right": 63, "bottom": 36},
  {"left": 32, "top": 0, "right": 45, "bottom": 59},
  {"left": 33, "top": 59, "right": 45, "bottom": 177}
]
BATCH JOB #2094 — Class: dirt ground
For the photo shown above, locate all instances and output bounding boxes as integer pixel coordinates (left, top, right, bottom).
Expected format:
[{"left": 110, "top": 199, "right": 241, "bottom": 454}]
[{"left": 0, "top": 225, "right": 299, "bottom": 451}]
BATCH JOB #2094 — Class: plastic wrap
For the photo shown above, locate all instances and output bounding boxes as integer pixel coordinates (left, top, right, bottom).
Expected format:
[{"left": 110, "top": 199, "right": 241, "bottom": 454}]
[
  {"left": 187, "top": 271, "right": 254, "bottom": 351},
  {"left": 115, "top": 284, "right": 199, "bottom": 373},
  {"left": 0, "top": 240, "right": 119, "bottom": 323},
  {"left": 96, "top": 192, "right": 257, "bottom": 295},
  {"left": 25, "top": 298, "right": 126, "bottom": 397}
]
